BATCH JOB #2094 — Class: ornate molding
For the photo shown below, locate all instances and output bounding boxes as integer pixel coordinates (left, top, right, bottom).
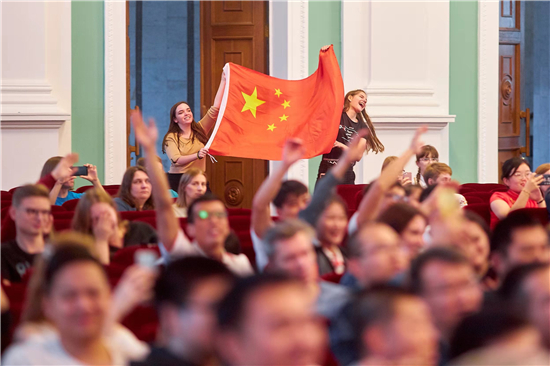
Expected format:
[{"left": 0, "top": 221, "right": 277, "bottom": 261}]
[{"left": 370, "top": 115, "right": 456, "bottom": 130}]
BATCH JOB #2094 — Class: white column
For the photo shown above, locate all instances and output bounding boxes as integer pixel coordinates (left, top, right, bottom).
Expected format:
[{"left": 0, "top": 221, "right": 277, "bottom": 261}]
[
  {"left": 104, "top": 0, "right": 128, "bottom": 184},
  {"left": 1, "top": 2, "right": 71, "bottom": 190},
  {"left": 342, "top": 0, "right": 455, "bottom": 183},
  {"left": 477, "top": 0, "right": 499, "bottom": 183}
]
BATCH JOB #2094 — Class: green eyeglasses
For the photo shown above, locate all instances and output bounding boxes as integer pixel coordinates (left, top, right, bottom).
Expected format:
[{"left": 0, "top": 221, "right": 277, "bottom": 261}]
[{"left": 197, "top": 210, "right": 228, "bottom": 220}]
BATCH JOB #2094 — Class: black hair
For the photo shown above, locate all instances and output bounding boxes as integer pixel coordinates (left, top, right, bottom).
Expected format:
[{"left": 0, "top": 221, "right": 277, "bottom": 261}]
[
  {"left": 217, "top": 273, "right": 299, "bottom": 332},
  {"left": 409, "top": 248, "right": 470, "bottom": 294},
  {"left": 498, "top": 262, "right": 550, "bottom": 310},
  {"left": 273, "top": 180, "right": 308, "bottom": 209},
  {"left": 187, "top": 193, "right": 226, "bottom": 224},
  {"left": 44, "top": 245, "right": 105, "bottom": 295},
  {"left": 490, "top": 212, "right": 545, "bottom": 255},
  {"left": 154, "top": 256, "right": 235, "bottom": 309},
  {"left": 501, "top": 156, "right": 531, "bottom": 181},
  {"left": 377, "top": 203, "right": 425, "bottom": 235},
  {"left": 419, "top": 184, "right": 437, "bottom": 203},
  {"left": 449, "top": 307, "right": 530, "bottom": 360}
]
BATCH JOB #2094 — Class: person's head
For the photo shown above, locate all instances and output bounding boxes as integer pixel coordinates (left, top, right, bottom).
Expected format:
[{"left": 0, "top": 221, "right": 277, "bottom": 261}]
[
  {"left": 410, "top": 248, "right": 483, "bottom": 339},
  {"left": 490, "top": 212, "right": 549, "bottom": 279},
  {"left": 381, "top": 156, "right": 398, "bottom": 172},
  {"left": 347, "top": 223, "right": 407, "bottom": 287},
  {"left": 263, "top": 219, "right": 319, "bottom": 284},
  {"left": 501, "top": 157, "right": 532, "bottom": 192},
  {"left": 272, "top": 180, "right": 310, "bottom": 220},
  {"left": 343, "top": 89, "right": 385, "bottom": 154},
  {"left": 535, "top": 163, "right": 550, "bottom": 195},
  {"left": 117, "top": 166, "right": 153, "bottom": 211},
  {"left": 450, "top": 307, "right": 541, "bottom": 362},
  {"left": 154, "top": 256, "right": 236, "bottom": 360},
  {"left": 415, "top": 145, "right": 439, "bottom": 179},
  {"left": 364, "top": 181, "right": 406, "bottom": 213},
  {"left": 41, "top": 156, "right": 75, "bottom": 190},
  {"left": 10, "top": 184, "right": 52, "bottom": 237},
  {"left": 405, "top": 184, "right": 423, "bottom": 208},
  {"left": 42, "top": 244, "right": 110, "bottom": 343},
  {"left": 187, "top": 194, "right": 229, "bottom": 256},
  {"left": 352, "top": 286, "right": 438, "bottom": 365},
  {"left": 137, "top": 156, "right": 164, "bottom": 172},
  {"left": 162, "top": 101, "right": 208, "bottom": 154},
  {"left": 315, "top": 195, "right": 348, "bottom": 248},
  {"left": 378, "top": 203, "right": 427, "bottom": 259},
  {"left": 423, "top": 162, "right": 452, "bottom": 186},
  {"left": 459, "top": 211, "right": 491, "bottom": 278},
  {"left": 175, "top": 168, "right": 208, "bottom": 208},
  {"left": 216, "top": 274, "right": 326, "bottom": 366},
  {"left": 72, "top": 188, "right": 120, "bottom": 238},
  {"left": 499, "top": 263, "right": 550, "bottom": 348}
]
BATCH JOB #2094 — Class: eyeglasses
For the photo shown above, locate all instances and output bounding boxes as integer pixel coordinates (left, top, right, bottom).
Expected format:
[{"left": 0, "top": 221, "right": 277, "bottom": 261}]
[
  {"left": 23, "top": 208, "right": 51, "bottom": 217},
  {"left": 197, "top": 210, "right": 228, "bottom": 220},
  {"left": 419, "top": 158, "right": 439, "bottom": 163},
  {"left": 511, "top": 172, "right": 532, "bottom": 179}
]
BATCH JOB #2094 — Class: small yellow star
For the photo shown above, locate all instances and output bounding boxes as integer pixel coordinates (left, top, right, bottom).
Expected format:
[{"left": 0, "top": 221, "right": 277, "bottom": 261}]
[
  {"left": 279, "top": 114, "right": 288, "bottom": 121},
  {"left": 267, "top": 124, "right": 277, "bottom": 131},
  {"left": 274, "top": 89, "right": 282, "bottom": 97},
  {"left": 281, "top": 100, "right": 291, "bottom": 109},
  {"left": 241, "top": 87, "right": 266, "bottom": 118}
]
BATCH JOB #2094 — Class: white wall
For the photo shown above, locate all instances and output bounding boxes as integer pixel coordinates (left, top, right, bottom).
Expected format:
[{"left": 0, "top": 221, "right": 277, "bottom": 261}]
[
  {"left": 342, "top": 1, "right": 455, "bottom": 183},
  {"left": 1, "top": 1, "right": 71, "bottom": 190}
]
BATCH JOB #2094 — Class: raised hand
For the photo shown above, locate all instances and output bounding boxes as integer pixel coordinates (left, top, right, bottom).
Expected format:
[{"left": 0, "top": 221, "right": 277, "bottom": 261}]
[
  {"left": 131, "top": 110, "right": 159, "bottom": 151},
  {"left": 93, "top": 211, "right": 117, "bottom": 244},
  {"left": 80, "top": 164, "right": 99, "bottom": 183},
  {"left": 410, "top": 126, "right": 428, "bottom": 155},
  {"left": 282, "top": 138, "right": 306, "bottom": 167},
  {"left": 110, "top": 264, "right": 158, "bottom": 322},
  {"left": 51, "top": 153, "right": 79, "bottom": 182},
  {"left": 320, "top": 45, "right": 331, "bottom": 52},
  {"left": 526, "top": 173, "right": 544, "bottom": 201}
]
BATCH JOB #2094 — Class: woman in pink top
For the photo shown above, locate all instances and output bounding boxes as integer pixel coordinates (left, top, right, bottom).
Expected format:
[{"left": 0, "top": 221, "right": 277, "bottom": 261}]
[{"left": 490, "top": 157, "right": 546, "bottom": 229}]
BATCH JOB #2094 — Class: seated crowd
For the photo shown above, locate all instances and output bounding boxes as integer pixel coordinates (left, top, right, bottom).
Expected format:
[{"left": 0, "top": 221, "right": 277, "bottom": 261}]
[{"left": 1, "top": 111, "right": 549, "bottom": 366}]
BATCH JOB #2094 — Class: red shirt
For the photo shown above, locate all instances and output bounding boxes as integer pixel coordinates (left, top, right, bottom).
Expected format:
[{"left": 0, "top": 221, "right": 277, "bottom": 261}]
[{"left": 489, "top": 190, "right": 538, "bottom": 229}]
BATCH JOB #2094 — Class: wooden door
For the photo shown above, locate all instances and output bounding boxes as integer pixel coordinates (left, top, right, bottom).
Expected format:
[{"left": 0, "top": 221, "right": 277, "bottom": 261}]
[
  {"left": 201, "top": 1, "right": 268, "bottom": 208},
  {"left": 498, "top": 0, "right": 529, "bottom": 179}
]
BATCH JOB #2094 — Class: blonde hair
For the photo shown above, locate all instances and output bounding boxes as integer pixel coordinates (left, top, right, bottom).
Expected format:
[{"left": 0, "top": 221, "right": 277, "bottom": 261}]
[
  {"left": 175, "top": 168, "right": 207, "bottom": 208},
  {"left": 415, "top": 145, "right": 439, "bottom": 185},
  {"left": 535, "top": 163, "right": 550, "bottom": 175},
  {"left": 381, "top": 156, "right": 398, "bottom": 172},
  {"left": 343, "top": 90, "right": 384, "bottom": 154}
]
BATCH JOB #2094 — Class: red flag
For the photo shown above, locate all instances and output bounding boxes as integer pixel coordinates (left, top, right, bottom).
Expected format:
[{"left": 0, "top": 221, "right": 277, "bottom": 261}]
[{"left": 205, "top": 46, "right": 344, "bottom": 161}]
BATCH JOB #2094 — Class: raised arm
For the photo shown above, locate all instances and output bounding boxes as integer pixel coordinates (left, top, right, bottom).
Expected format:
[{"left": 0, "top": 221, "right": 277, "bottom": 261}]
[
  {"left": 131, "top": 110, "right": 181, "bottom": 251},
  {"left": 354, "top": 126, "right": 427, "bottom": 230},
  {"left": 251, "top": 138, "right": 305, "bottom": 238},
  {"left": 200, "top": 72, "right": 226, "bottom": 134},
  {"left": 80, "top": 164, "right": 106, "bottom": 195}
]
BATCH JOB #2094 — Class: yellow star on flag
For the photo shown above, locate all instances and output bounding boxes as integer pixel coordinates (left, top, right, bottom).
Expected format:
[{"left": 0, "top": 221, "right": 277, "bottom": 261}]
[
  {"left": 267, "top": 124, "right": 277, "bottom": 131},
  {"left": 241, "top": 87, "right": 265, "bottom": 118},
  {"left": 281, "top": 100, "right": 291, "bottom": 109},
  {"left": 279, "top": 114, "right": 288, "bottom": 122},
  {"left": 274, "top": 89, "right": 282, "bottom": 97}
]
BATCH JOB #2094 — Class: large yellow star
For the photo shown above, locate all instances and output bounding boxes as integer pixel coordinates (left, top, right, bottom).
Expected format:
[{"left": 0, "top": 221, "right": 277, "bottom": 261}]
[
  {"left": 281, "top": 100, "right": 291, "bottom": 109},
  {"left": 241, "top": 87, "right": 265, "bottom": 118},
  {"left": 279, "top": 114, "right": 288, "bottom": 121},
  {"left": 267, "top": 124, "right": 277, "bottom": 131},
  {"left": 274, "top": 89, "right": 282, "bottom": 97}
]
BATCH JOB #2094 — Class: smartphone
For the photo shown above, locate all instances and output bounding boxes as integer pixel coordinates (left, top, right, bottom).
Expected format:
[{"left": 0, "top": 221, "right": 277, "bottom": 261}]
[
  {"left": 403, "top": 172, "right": 412, "bottom": 181},
  {"left": 72, "top": 166, "right": 88, "bottom": 176},
  {"left": 134, "top": 249, "right": 159, "bottom": 269},
  {"left": 541, "top": 174, "right": 550, "bottom": 186}
]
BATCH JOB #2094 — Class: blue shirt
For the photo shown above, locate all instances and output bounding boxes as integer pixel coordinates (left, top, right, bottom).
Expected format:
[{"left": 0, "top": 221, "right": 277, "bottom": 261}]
[{"left": 55, "top": 191, "right": 83, "bottom": 206}]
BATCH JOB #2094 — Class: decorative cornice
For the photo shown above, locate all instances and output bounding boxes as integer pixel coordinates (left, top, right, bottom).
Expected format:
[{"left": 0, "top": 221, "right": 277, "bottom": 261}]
[{"left": 370, "top": 115, "right": 456, "bottom": 130}]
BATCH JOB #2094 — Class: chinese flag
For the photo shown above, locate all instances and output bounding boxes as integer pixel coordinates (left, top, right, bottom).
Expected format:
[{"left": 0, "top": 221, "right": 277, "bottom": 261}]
[{"left": 205, "top": 46, "right": 344, "bottom": 161}]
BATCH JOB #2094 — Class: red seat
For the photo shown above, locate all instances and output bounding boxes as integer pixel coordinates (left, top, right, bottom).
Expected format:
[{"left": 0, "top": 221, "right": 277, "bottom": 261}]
[
  {"left": 75, "top": 185, "right": 94, "bottom": 193},
  {"left": 336, "top": 184, "right": 367, "bottom": 212},
  {"left": 52, "top": 219, "right": 73, "bottom": 232},
  {"left": 463, "top": 191, "right": 493, "bottom": 203},
  {"left": 111, "top": 244, "right": 161, "bottom": 269},
  {"left": 463, "top": 196, "right": 484, "bottom": 205},
  {"left": 321, "top": 272, "right": 344, "bottom": 284},
  {"left": 227, "top": 208, "right": 252, "bottom": 216},
  {"left": 120, "top": 210, "right": 156, "bottom": 221},
  {"left": 121, "top": 305, "right": 159, "bottom": 343},
  {"left": 8, "top": 186, "right": 22, "bottom": 195},
  {"left": 62, "top": 199, "right": 81, "bottom": 211},
  {"left": 463, "top": 203, "right": 491, "bottom": 227},
  {"left": 50, "top": 205, "right": 66, "bottom": 212},
  {"left": 133, "top": 216, "right": 157, "bottom": 229},
  {"left": 1, "top": 191, "right": 12, "bottom": 200},
  {"left": 1, "top": 200, "right": 12, "bottom": 210},
  {"left": 105, "top": 188, "right": 119, "bottom": 197},
  {"left": 52, "top": 211, "right": 75, "bottom": 220},
  {"left": 512, "top": 208, "right": 549, "bottom": 226},
  {"left": 1, "top": 206, "right": 10, "bottom": 221},
  {"left": 460, "top": 183, "right": 507, "bottom": 192}
]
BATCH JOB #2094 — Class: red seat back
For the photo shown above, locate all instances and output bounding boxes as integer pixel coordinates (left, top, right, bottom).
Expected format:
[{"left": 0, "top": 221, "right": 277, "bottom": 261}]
[
  {"left": 8, "top": 186, "right": 22, "bottom": 195},
  {"left": 50, "top": 205, "right": 66, "bottom": 212},
  {"left": 460, "top": 183, "right": 507, "bottom": 192},
  {"left": 75, "top": 185, "right": 94, "bottom": 194},
  {"left": 120, "top": 210, "right": 156, "bottom": 221},
  {"left": 336, "top": 184, "right": 367, "bottom": 212},
  {"left": 62, "top": 199, "right": 81, "bottom": 211},
  {"left": 463, "top": 191, "right": 493, "bottom": 203},
  {"left": 1, "top": 206, "right": 11, "bottom": 221},
  {"left": 463, "top": 195, "right": 484, "bottom": 205},
  {"left": 110, "top": 244, "right": 161, "bottom": 269},
  {"left": 463, "top": 203, "right": 491, "bottom": 227},
  {"left": 227, "top": 208, "right": 252, "bottom": 216},
  {"left": 512, "top": 208, "right": 549, "bottom": 226},
  {"left": 1, "top": 191, "right": 12, "bottom": 200},
  {"left": 52, "top": 211, "right": 75, "bottom": 220},
  {"left": 321, "top": 272, "right": 344, "bottom": 284},
  {"left": 1, "top": 200, "right": 12, "bottom": 210},
  {"left": 52, "top": 219, "right": 73, "bottom": 232}
]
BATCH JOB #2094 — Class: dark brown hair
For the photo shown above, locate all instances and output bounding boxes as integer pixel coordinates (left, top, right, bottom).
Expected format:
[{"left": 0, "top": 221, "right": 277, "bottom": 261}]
[
  {"left": 40, "top": 156, "right": 62, "bottom": 179},
  {"left": 12, "top": 184, "right": 50, "bottom": 208},
  {"left": 162, "top": 101, "right": 208, "bottom": 155},
  {"left": 377, "top": 202, "right": 426, "bottom": 235},
  {"left": 117, "top": 166, "right": 154, "bottom": 211},
  {"left": 343, "top": 90, "right": 384, "bottom": 154}
]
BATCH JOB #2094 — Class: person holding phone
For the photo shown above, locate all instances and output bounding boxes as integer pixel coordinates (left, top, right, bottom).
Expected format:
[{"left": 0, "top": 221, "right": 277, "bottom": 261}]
[
  {"left": 40, "top": 156, "right": 105, "bottom": 206},
  {"left": 490, "top": 157, "right": 546, "bottom": 229}
]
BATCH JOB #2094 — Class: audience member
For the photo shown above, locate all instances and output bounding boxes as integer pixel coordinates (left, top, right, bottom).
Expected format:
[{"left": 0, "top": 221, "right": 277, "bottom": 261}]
[
  {"left": 423, "top": 162, "right": 468, "bottom": 207},
  {"left": 490, "top": 157, "right": 546, "bottom": 229},
  {"left": 404, "top": 184, "right": 423, "bottom": 208},
  {"left": 410, "top": 248, "right": 483, "bottom": 366},
  {"left": 132, "top": 256, "right": 236, "bottom": 366},
  {"left": 315, "top": 194, "right": 348, "bottom": 275},
  {"left": 490, "top": 212, "right": 549, "bottom": 283},
  {"left": 535, "top": 162, "right": 550, "bottom": 197},
  {"left": 1, "top": 185, "right": 52, "bottom": 282},
  {"left": 216, "top": 274, "right": 326, "bottom": 366},
  {"left": 352, "top": 286, "right": 438, "bottom": 366},
  {"left": 114, "top": 166, "right": 154, "bottom": 212},
  {"left": 458, "top": 210, "right": 492, "bottom": 282},
  {"left": 40, "top": 157, "right": 105, "bottom": 206},
  {"left": 415, "top": 144, "right": 439, "bottom": 188},
  {"left": 172, "top": 168, "right": 207, "bottom": 218},
  {"left": 136, "top": 157, "right": 177, "bottom": 198},
  {"left": 499, "top": 263, "right": 550, "bottom": 349}
]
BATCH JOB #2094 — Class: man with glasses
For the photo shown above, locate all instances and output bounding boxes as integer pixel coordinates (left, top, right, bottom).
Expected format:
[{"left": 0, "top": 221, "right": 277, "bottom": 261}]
[{"left": 1, "top": 184, "right": 52, "bottom": 282}]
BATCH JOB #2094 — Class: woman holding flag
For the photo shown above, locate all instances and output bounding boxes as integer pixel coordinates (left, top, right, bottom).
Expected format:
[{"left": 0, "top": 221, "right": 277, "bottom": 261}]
[
  {"left": 317, "top": 89, "right": 385, "bottom": 184},
  {"left": 162, "top": 73, "right": 226, "bottom": 192}
]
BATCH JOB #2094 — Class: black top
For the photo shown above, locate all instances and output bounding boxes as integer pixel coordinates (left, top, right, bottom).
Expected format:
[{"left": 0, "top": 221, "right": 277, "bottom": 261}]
[
  {"left": 1, "top": 240, "right": 37, "bottom": 283},
  {"left": 323, "top": 112, "right": 368, "bottom": 160},
  {"left": 130, "top": 347, "right": 201, "bottom": 366}
]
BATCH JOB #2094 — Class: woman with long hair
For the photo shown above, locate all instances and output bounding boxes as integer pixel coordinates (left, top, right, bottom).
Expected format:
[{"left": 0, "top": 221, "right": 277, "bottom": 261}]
[
  {"left": 163, "top": 74, "right": 226, "bottom": 191},
  {"left": 317, "top": 89, "right": 384, "bottom": 184},
  {"left": 414, "top": 145, "right": 439, "bottom": 188},
  {"left": 173, "top": 168, "right": 207, "bottom": 218},
  {"left": 114, "top": 166, "right": 154, "bottom": 212}
]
